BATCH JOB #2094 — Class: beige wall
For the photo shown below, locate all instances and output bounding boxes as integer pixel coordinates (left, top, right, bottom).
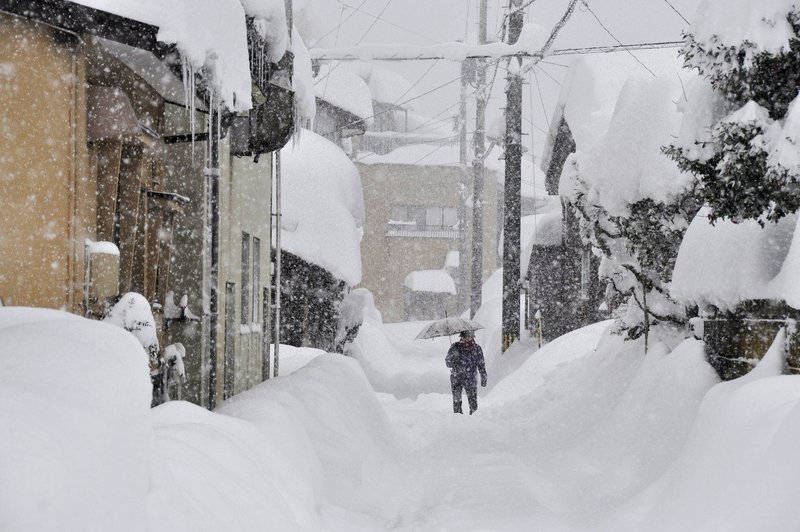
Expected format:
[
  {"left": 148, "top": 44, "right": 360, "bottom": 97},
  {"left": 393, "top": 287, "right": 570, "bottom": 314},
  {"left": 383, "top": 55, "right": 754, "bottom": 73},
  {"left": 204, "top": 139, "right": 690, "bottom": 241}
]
[
  {"left": 217, "top": 146, "right": 273, "bottom": 399},
  {"left": 357, "top": 162, "right": 498, "bottom": 323},
  {"left": 0, "top": 14, "right": 90, "bottom": 312}
]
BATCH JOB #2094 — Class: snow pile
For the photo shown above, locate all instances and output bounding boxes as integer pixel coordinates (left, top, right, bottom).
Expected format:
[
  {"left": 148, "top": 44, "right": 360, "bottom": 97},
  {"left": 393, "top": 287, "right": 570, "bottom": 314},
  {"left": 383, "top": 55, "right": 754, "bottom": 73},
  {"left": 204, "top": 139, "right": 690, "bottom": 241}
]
[
  {"left": 151, "top": 355, "right": 390, "bottom": 531},
  {"left": 239, "top": 0, "right": 288, "bottom": 62},
  {"left": 85, "top": 238, "right": 120, "bottom": 256},
  {"left": 367, "top": 67, "right": 418, "bottom": 109},
  {"left": 542, "top": 48, "right": 682, "bottom": 172},
  {"left": 291, "top": 29, "right": 317, "bottom": 124},
  {"left": 280, "top": 129, "right": 364, "bottom": 285},
  {"left": 403, "top": 269, "right": 456, "bottom": 294},
  {"left": 348, "top": 290, "right": 452, "bottom": 398},
  {"left": 308, "top": 23, "right": 550, "bottom": 63},
  {"left": 519, "top": 196, "right": 562, "bottom": 275},
  {"left": 690, "top": 0, "right": 798, "bottom": 53},
  {"left": 314, "top": 66, "right": 374, "bottom": 123},
  {"left": 71, "top": 0, "right": 251, "bottom": 111},
  {"left": 671, "top": 207, "right": 799, "bottom": 311},
  {"left": 0, "top": 308, "right": 391, "bottom": 531},
  {"left": 0, "top": 308, "right": 153, "bottom": 532},
  {"left": 582, "top": 75, "right": 693, "bottom": 216},
  {"left": 618, "top": 330, "right": 800, "bottom": 531}
]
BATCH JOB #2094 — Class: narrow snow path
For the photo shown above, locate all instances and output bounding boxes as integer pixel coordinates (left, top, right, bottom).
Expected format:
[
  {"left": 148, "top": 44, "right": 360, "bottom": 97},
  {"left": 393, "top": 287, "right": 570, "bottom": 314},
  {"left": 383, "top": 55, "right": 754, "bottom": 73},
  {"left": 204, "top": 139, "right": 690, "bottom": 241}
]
[{"left": 319, "top": 322, "right": 613, "bottom": 531}]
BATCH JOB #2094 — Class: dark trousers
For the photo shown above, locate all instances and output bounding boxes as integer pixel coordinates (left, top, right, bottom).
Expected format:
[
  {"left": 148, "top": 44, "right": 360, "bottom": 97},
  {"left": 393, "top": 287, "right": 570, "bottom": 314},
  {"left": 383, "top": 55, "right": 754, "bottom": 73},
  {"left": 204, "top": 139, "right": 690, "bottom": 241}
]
[{"left": 451, "top": 381, "right": 478, "bottom": 414}]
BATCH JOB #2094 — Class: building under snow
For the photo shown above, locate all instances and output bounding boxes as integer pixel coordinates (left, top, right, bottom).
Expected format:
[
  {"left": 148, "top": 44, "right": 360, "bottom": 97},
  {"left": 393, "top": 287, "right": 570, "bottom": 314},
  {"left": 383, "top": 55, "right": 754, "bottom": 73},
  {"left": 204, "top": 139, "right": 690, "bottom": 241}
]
[{"left": 0, "top": 0, "right": 297, "bottom": 408}]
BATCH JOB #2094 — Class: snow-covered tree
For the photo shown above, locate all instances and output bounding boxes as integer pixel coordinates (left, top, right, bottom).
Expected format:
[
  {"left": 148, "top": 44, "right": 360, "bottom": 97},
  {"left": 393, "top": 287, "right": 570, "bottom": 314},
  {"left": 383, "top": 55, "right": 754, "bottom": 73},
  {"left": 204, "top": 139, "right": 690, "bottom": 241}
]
[
  {"left": 666, "top": 2, "right": 800, "bottom": 224},
  {"left": 562, "top": 75, "right": 699, "bottom": 347}
]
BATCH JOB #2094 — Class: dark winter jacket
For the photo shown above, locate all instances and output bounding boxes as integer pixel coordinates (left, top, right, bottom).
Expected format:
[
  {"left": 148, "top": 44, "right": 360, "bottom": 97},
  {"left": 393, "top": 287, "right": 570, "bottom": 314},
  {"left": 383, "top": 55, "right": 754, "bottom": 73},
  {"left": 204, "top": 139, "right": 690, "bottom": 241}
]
[{"left": 446, "top": 340, "right": 487, "bottom": 387}]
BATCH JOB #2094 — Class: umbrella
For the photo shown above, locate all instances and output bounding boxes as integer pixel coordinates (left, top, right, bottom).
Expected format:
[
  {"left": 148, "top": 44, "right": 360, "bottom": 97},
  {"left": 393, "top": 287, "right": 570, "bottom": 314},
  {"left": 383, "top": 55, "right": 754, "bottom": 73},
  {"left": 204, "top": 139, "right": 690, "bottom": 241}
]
[{"left": 415, "top": 317, "right": 484, "bottom": 340}]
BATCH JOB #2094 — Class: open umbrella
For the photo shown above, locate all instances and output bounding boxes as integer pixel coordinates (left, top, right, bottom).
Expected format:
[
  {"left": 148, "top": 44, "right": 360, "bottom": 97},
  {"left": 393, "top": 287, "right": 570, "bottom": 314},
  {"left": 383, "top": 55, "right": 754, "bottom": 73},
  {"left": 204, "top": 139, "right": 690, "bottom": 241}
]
[{"left": 415, "top": 317, "right": 484, "bottom": 340}]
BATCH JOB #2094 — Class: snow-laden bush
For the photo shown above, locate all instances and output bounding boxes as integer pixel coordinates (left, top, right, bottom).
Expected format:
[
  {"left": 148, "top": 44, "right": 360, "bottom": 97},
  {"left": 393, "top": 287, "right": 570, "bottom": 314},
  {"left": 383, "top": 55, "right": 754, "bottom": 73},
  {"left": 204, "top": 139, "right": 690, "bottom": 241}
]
[
  {"left": 563, "top": 75, "right": 699, "bottom": 346},
  {"left": 104, "top": 292, "right": 160, "bottom": 367},
  {"left": 667, "top": 2, "right": 800, "bottom": 223}
]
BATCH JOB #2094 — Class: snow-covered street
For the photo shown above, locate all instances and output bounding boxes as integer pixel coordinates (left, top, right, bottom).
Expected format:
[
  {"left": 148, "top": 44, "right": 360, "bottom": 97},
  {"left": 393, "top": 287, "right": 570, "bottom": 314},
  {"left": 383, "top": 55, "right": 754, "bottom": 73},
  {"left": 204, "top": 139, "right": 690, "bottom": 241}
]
[{"left": 5, "top": 0, "right": 800, "bottom": 530}]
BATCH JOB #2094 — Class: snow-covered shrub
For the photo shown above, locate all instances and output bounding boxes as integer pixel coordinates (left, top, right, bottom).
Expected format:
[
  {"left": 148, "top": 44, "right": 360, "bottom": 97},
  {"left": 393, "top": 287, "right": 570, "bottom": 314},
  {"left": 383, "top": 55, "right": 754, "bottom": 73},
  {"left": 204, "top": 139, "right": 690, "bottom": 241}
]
[
  {"left": 667, "top": 2, "right": 800, "bottom": 223},
  {"left": 104, "top": 292, "right": 160, "bottom": 368}
]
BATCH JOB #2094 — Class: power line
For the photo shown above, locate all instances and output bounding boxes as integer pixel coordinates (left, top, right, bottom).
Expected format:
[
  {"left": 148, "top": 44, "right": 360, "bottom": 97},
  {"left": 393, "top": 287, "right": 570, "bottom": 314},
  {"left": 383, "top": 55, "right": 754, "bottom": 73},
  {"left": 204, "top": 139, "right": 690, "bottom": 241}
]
[
  {"left": 310, "top": 0, "right": 369, "bottom": 48},
  {"left": 334, "top": 0, "right": 439, "bottom": 44},
  {"left": 318, "top": 58, "right": 503, "bottom": 138},
  {"left": 581, "top": 2, "right": 657, "bottom": 77},
  {"left": 321, "top": 5, "right": 346, "bottom": 102},
  {"left": 314, "top": 0, "right": 395, "bottom": 87},
  {"left": 532, "top": 69, "right": 549, "bottom": 127},
  {"left": 660, "top": 0, "right": 690, "bottom": 24},
  {"left": 535, "top": 63, "right": 561, "bottom": 86}
]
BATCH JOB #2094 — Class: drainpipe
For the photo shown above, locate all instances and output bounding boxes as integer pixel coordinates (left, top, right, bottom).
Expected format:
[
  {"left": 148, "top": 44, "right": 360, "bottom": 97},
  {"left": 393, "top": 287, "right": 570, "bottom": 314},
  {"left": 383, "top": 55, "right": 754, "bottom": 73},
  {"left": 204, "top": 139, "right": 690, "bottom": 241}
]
[
  {"left": 207, "top": 106, "right": 221, "bottom": 409},
  {"left": 273, "top": 150, "right": 282, "bottom": 377}
]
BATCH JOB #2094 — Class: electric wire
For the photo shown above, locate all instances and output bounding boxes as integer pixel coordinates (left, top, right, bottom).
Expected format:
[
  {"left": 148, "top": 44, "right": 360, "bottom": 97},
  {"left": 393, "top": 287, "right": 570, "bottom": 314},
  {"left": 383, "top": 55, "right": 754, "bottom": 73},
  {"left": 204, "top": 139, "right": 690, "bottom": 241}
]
[
  {"left": 318, "top": 58, "right": 503, "bottom": 138},
  {"left": 334, "top": 0, "right": 440, "bottom": 43},
  {"left": 580, "top": 1, "right": 657, "bottom": 77},
  {"left": 660, "top": 0, "right": 690, "bottom": 24},
  {"left": 314, "top": 0, "right": 395, "bottom": 87},
  {"left": 310, "top": 0, "right": 370, "bottom": 48}
]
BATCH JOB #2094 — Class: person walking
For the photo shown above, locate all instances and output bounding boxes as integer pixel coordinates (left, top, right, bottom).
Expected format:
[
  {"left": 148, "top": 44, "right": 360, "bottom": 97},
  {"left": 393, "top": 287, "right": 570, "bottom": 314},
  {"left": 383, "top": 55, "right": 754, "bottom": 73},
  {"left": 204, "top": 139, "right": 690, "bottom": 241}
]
[{"left": 445, "top": 330, "right": 487, "bottom": 414}]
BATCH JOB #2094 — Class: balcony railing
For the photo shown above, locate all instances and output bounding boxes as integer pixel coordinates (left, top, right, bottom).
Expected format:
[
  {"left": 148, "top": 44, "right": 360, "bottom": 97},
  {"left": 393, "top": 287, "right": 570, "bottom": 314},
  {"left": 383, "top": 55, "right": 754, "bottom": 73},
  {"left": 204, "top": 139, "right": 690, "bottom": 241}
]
[{"left": 386, "top": 223, "right": 460, "bottom": 239}]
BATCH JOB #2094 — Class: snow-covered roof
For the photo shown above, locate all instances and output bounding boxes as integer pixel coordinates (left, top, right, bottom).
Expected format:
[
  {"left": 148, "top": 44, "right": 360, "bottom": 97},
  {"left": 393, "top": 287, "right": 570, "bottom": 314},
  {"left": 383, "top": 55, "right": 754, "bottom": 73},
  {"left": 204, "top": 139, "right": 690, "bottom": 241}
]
[
  {"left": 690, "top": 0, "right": 797, "bottom": 53},
  {"left": 309, "top": 22, "right": 549, "bottom": 62},
  {"left": 70, "top": 0, "right": 252, "bottom": 112},
  {"left": 520, "top": 196, "right": 563, "bottom": 275},
  {"left": 367, "top": 67, "right": 418, "bottom": 109},
  {"left": 403, "top": 270, "right": 456, "bottom": 294},
  {"left": 541, "top": 48, "right": 684, "bottom": 173},
  {"left": 445, "top": 251, "right": 459, "bottom": 269},
  {"left": 671, "top": 207, "right": 800, "bottom": 312},
  {"left": 314, "top": 66, "right": 374, "bottom": 123},
  {"left": 239, "top": 0, "right": 288, "bottom": 62},
  {"left": 357, "top": 144, "right": 544, "bottom": 199},
  {"left": 280, "top": 129, "right": 364, "bottom": 285},
  {"left": 578, "top": 73, "right": 693, "bottom": 216}
]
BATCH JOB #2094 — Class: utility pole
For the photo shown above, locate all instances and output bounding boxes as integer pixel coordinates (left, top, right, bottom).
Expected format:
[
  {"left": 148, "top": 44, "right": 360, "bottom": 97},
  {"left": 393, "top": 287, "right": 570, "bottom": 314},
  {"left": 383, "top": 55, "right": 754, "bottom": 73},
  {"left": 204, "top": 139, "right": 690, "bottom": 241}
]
[
  {"left": 502, "top": 0, "right": 524, "bottom": 352},
  {"left": 470, "top": 0, "right": 488, "bottom": 318},
  {"left": 458, "top": 59, "right": 470, "bottom": 314}
]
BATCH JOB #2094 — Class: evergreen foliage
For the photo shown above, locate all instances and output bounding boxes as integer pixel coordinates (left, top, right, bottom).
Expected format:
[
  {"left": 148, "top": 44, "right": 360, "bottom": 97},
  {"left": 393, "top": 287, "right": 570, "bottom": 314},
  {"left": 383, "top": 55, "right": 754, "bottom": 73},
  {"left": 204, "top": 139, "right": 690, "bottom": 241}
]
[{"left": 667, "top": 9, "right": 800, "bottom": 224}]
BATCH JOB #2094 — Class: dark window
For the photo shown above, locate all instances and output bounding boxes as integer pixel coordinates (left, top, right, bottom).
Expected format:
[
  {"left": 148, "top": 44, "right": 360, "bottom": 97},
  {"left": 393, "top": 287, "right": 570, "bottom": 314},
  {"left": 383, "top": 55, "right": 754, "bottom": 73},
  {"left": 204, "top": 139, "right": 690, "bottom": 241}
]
[
  {"left": 252, "top": 237, "right": 260, "bottom": 324},
  {"left": 241, "top": 232, "right": 250, "bottom": 325}
]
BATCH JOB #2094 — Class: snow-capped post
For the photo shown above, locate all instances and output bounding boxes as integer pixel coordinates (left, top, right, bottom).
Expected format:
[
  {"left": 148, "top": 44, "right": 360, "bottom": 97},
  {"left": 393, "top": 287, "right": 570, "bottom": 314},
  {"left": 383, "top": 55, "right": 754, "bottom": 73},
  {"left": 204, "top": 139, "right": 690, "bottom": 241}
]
[
  {"left": 501, "top": 0, "right": 524, "bottom": 352},
  {"left": 470, "top": 0, "right": 489, "bottom": 319}
]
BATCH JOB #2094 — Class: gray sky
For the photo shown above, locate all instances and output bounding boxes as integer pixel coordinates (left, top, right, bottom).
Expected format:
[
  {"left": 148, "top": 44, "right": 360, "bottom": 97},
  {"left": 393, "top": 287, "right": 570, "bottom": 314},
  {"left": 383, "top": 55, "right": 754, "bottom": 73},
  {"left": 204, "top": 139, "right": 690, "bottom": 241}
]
[{"left": 302, "top": 0, "right": 700, "bottom": 163}]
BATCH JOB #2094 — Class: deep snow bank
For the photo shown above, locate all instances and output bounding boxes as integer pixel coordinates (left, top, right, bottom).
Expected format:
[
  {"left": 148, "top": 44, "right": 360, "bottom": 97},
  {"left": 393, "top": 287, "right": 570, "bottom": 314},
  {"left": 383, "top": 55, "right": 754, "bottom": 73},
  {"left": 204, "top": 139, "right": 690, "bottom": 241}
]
[
  {"left": 0, "top": 309, "right": 390, "bottom": 532},
  {"left": 0, "top": 308, "right": 153, "bottom": 532}
]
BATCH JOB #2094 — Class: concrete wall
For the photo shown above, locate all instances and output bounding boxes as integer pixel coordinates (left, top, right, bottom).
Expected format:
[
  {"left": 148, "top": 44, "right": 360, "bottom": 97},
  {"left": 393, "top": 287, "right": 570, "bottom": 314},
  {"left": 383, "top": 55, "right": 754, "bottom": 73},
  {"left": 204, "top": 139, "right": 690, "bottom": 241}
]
[
  {"left": 357, "top": 162, "right": 498, "bottom": 323},
  {"left": 0, "top": 14, "right": 90, "bottom": 312},
  {"left": 164, "top": 110, "right": 274, "bottom": 406},
  {"left": 218, "top": 147, "right": 272, "bottom": 399}
]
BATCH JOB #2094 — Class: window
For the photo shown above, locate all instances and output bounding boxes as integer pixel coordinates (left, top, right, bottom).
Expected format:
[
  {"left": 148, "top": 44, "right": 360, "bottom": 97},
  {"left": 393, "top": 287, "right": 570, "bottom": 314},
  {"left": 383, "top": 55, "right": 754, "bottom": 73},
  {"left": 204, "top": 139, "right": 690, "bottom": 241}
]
[
  {"left": 387, "top": 204, "right": 460, "bottom": 238},
  {"left": 241, "top": 232, "right": 250, "bottom": 325},
  {"left": 252, "top": 237, "right": 260, "bottom": 324},
  {"left": 579, "top": 248, "right": 591, "bottom": 300}
]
